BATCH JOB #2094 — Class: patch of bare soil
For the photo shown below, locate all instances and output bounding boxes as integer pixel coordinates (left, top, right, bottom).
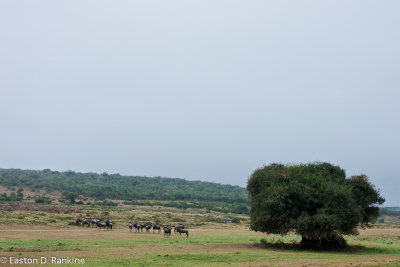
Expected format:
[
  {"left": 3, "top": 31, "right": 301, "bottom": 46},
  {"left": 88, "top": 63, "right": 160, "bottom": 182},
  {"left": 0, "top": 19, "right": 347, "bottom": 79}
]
[{"left": 8, "top": 247, "right": 42, "bottom": 252}]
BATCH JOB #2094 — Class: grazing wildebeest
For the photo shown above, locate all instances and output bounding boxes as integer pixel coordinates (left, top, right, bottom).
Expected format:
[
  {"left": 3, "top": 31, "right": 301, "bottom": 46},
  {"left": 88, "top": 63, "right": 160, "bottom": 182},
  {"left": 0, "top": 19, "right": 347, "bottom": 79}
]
[
  {"left": 97, "top": 221, "right": 107, "bottom": 229},
  {"left": 153, "top": 225, "right": 161, "bottom": 233},
  {"left": 133, "top": 223, "right": 141, "bottom": 232},
  {"left": 177, "top": 228, "right": 189, "bottom": 237},
  {"left": 89, "top": 219, "right": 100, "bottom": 227},
  {"left": 81, "top": 219, "right": 90, "bottom": 227},
  {"left": 174, "top": 224, "right": 184, "bottom": 234},
  {"left": 129, "top": 223, "right": 133, "bottom": 231},
  {"left": 145, "top": 224, "right": 152, "bottom": 233},
  {"left": 76, "top": 217, "right": 85, "bottom": 225},
  {"left": 105, "top": 220, "right": 113, "bottom": 230},
  {"left": 163, "top": 226, "right": 171, "bottom": 237},
  {"left": 140, "top": 222, "right": 152, "bottom": 232}
]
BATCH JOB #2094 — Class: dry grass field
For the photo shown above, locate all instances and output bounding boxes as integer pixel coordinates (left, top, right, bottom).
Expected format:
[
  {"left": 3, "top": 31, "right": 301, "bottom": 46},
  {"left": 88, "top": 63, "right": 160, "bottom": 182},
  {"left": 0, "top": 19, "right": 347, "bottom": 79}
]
[{"left": 0, "top": 204, "right": 400, "bottom": 266}]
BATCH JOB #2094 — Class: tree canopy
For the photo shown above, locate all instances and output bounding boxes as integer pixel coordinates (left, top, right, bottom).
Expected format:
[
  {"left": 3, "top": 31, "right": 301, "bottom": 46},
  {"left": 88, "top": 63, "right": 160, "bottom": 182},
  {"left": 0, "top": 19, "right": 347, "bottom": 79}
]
[{"left": 246, "top": 162, "right": 384, "bottom": 249}]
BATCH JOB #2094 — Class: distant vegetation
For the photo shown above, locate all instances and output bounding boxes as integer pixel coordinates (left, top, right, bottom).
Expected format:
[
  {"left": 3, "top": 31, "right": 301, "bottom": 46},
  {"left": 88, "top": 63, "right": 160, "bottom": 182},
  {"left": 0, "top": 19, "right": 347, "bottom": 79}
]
[
  {"left": 385, "top": 207, "right": 400, "bottom": 212},
  {"left": 380, "top": 208, "right": 400, "bottom": 216},
  {"left": 0, "top": 168, "right": 248, "bottom": 214},
  {"left": 0, "top": 192, "right": 23, "bottom": 202}
]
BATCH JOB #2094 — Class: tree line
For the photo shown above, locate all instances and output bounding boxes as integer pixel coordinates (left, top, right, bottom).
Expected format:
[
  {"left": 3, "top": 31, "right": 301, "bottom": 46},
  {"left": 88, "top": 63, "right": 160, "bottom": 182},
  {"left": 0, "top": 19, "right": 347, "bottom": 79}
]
[{"left": 0, "top": 168, "right": 248, "bottom": 214}]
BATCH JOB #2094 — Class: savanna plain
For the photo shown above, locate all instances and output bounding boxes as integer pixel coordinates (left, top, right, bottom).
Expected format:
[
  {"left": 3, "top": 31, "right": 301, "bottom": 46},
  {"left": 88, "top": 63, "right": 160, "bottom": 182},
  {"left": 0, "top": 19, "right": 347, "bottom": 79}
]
[{"left": 1, "top": 204, "right": 400, "bottom": 267}]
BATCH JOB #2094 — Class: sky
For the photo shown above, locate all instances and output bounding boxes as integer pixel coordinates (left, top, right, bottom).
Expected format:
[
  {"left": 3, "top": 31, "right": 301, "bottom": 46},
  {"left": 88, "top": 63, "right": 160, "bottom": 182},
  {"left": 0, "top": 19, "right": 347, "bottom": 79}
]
[{"left": 0, "top": 1, "right": 399, "bottom": 206}]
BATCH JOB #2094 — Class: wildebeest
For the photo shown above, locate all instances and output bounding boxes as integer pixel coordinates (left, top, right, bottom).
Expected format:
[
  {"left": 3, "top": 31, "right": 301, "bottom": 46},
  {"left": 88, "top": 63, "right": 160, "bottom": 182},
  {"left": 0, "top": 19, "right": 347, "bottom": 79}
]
[
  {"left": 145, "top": 224, "right": 152, "bottom": 233},
  {"left": 133, "top": 222, "right": 141, "bottom": 232},
  {"left": 129, "top": 223, "right": 133, "bottom": 231},
  {"left": 174, "top": 224, "right": 184, "bottom": 233},
  {"left": 76, "top": 217, "right": 85, "bottom": 225},
  {"left": 81, "top": 219, "right": 90, "bottom": 227},
  {"left": 177, "top": 228, "right": 189, "bottom": 237},
  {"left": 153, "top": 224, "right": 161, "bottom": 233},
  {"left": 89, "top": 219, "right": 100, "bottom": 227},
  {"left": 140, "top": 222, "right": 152, "bottom": 232},
  {"left": 97, "top": 221, "right": 107, "bottom": 229},
  {"left": 105, "top": 220, "right": 113, "bottom": 230},
  {"left": 163, "top": 226, "right": 171, "bottom": 237}
]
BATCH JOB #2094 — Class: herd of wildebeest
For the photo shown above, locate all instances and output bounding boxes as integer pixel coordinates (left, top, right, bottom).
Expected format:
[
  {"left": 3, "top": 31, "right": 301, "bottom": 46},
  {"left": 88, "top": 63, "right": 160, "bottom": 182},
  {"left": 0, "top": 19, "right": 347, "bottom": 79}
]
[{"left": 75, "top": 217, "right": 189, "bottom": 237}]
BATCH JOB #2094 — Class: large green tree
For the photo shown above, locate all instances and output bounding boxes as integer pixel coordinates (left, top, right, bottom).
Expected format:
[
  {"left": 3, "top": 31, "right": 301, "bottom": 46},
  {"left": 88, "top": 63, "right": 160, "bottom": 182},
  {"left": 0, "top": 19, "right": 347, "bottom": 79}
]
[{"left": 246, "top": 162, "right": 384, "bottom": 249}]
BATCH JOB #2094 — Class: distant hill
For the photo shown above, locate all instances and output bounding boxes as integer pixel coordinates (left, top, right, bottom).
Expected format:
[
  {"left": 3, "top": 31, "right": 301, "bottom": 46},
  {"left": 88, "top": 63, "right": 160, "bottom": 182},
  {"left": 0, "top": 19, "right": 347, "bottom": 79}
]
[
  {"left": 380, "top": 208, "right": 400, "bottom": 216},
  {"left": 385, "top": 207, "right": 400, "bottom": 211},
  {"left": 0, "top": 168, "right": 249, "bottom": 214},
  {"left": 379, "top": 208, "right": 400, "bottom": 224}
]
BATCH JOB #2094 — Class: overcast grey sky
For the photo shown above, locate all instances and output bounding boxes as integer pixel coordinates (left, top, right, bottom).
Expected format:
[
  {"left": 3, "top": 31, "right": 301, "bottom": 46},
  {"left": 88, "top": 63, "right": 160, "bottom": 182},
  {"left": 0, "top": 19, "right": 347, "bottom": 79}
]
[{"left": 0, "top": 1, "right": 399, "bottom": 205}]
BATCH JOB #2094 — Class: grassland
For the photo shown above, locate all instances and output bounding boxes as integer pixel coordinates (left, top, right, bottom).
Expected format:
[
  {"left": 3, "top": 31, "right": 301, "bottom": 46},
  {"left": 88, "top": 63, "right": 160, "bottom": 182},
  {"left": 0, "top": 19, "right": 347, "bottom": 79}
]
[
  {"left": 1, "top": 225, "right": 400, "bottom": 266},
  {"left": 0, "top": 203, "right": 400, "bottom": 266}
]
